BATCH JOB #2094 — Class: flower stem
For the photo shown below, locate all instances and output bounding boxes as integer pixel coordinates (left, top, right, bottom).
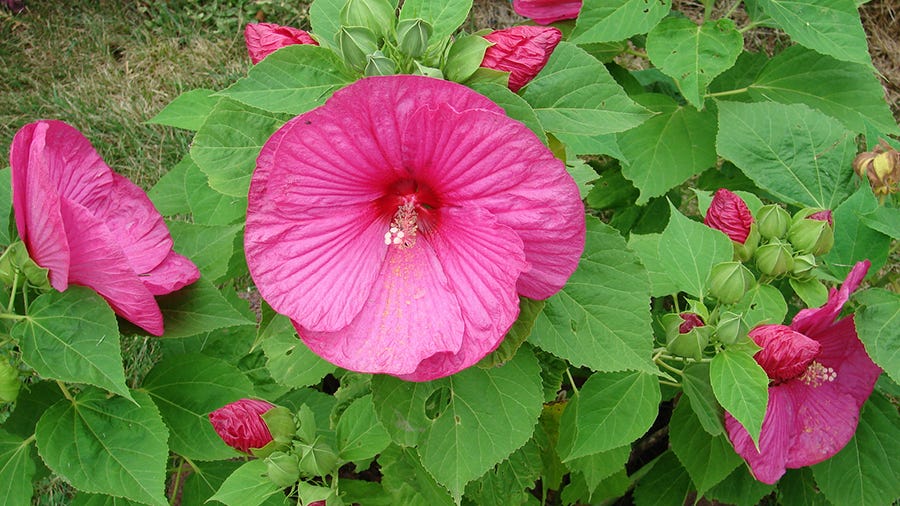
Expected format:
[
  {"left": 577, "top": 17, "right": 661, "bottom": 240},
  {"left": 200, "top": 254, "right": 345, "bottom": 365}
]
[
  {"left": 7, "top": 269, "right": 19, "bottom": 313},
  {"left": 659, "top": 379, "right": 682, "bottom": 388},
  {"left": 168, "top": 457, "right": 185, "bottom": 506},
  {"left": 706, "top": 87, "right": 749, "bottom": 98},
  {"left": 0, "top": 312, "right": 26, "bottom": 321},
  {"left": 565, "top": 368, "right": 580, "bottom": 396},
  {"left": 720, "top": 0, "right": 742, "bottom": 20},
  {"left": 57, "top": 380, "right": 75, "bottom": 403},
  {"left": 625, "top": 47, "right": 649, "bottom": 60},
  {"left": 655, "top": 357, "right": 685, "bottom": 377}
]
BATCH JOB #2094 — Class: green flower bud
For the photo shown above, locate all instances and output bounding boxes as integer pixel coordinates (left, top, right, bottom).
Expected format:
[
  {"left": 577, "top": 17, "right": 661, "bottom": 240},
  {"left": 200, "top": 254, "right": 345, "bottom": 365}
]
[
  {"left": 266, "top": 451, "right": 301, "bottom": 488},
  {"left": 340, "top": 0, "right": 396, "bottom": 39},
  {"left": 756, "top": 204, "right": 791, "bottom": 240},
  {"left": 715, "top": 311, "right": 746, "bottom": 346},
  {"left": 734, "top": 224, "right": 760, "bottom": 262},
  {"left": 0, "top": 360, "right": 21, "bottom": 403},
  {"left": 298, "top": 440, "right": 339, "bottom": 477},
  {"left": 261, "top": 406, "right": 296, "bottom": 445},
  {"left": 788, "top": 209, "right": 834, "bottom": 256},
  {"left": 337, "top": 26, "right": 379, "bottom": 71},
  {"left": 396, "top": 18, "right": 432, "bottom": 58},
  {"left": 663, "top": 312, "right": 712, "bottom": 360},
  {"left": 708, "top": 261, "right": 756, "bottom": 304},
  {"left": 791, "top": 253, "right": 817, "bottom": 279},
  {"left": 755, "top": 239, "right": 794, "bottom": 277},
  {"left": 364, "top": 50, "right": 397, "bottom": 76}
]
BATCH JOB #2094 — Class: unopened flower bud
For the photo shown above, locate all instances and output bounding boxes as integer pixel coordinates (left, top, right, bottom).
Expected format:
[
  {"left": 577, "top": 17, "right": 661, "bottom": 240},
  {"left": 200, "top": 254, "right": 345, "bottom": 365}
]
[
  {"left": 663, "top": 312, "right": 712, "bottom": 360},
  {"left": 704, "top": 189, "right": 754, "bottom": 244},
  {"left": 756, "top": 204, "right": 791, "bottom": 240},
  {"left": 396, "top": 18, "right": 432, "bottom": 58},
  {"left": 266, "top": 451, "right": 301, "bottom": 488},
  {"left": 715, "top": 311, "right": 746, "bottom": 345},
  {"left": 337, "top": 26, "right": 379, "bottom": 71},
  {"left": 209, "top": 399, "right": 289, "bottom": 456},
  {"left": 788, "top": 209, "right": 834, "bottom": 256},
  {"left": 481, "top": 25, "right": 562, "bottom": 92},
  {"left": 513, "top": 0, "right": 582, "bottom": 25},
  {"left": 364, "top": 50, "right": 397, "bottom": 76},
  {"left": 244, "top": 22, "right": 318, "bottom": 64},
  {"left": 791, "top": 253, "right": 817, "bottom": 279},
  {"left": 340, "top": 0, "right": 396, "bottom": 39},
  {"left": 755, "top": 239, "right": 794, "bottom": 277},
  {"left": 853, "top": 140, "right": 900, "bottom": 195},
  {"left": 734, "top": 225, "right": 760, "bottom": 262},
  {"left": 708, "top": 261, "right": 756, "bottom": 304},
  {"left": 0, "top": 360, "right": 21, "bottom": 403}
]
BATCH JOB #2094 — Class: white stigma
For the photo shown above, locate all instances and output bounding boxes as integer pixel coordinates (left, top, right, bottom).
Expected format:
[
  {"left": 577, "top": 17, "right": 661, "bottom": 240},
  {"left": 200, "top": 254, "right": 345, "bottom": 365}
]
[
  {"left": 798, "top": 361, "right": 837, "bottom": 388},
  {"left": 386, "top": 201, "right": 417, "bottom": 249}
]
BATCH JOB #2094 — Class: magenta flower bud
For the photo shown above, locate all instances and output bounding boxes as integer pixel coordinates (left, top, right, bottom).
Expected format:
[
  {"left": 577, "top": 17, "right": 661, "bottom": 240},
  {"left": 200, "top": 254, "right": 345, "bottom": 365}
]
[
  {"left": 663, "top": 312, "right": 712, "bottom": 360},
  {"left": 209, "top": 399, "right": 277, "bottom": 454},
  {"left": 512, "top": 0, "right": 582, "bottom": 25},
  {"left": 245, "top": 22, "right": 319, "bottom": 65},
  {"left": 704, "top": 189, "right": 753, "bottom": 244},
  {"left": 481, "top": 25, "right": 562, "bottom": 92},
  {"left": 749, "top": 324, "right": 821, "bottom": 382},
  {"left": 678, "top": 312, "right": 704, "bottom": 333}
]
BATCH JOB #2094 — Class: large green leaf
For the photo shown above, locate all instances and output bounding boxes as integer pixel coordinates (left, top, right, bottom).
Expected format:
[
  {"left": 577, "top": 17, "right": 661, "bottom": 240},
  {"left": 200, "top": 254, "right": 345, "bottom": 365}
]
[
  {"left": 749, "top": 46, "right": 899, "bottom": 134},
  {"left": 709, "top": 349, "right": 769, "bottom": 446},
  {"left": 656, "top": 203, "right": 734, "bottom": 298},
  {"left": 618, "top": 94, "right": 718, "bottom": 204},
  {"left": 143, "top": 354, "right": 255, "bottom": 461},
  {"left": 823, "top": 184, "right": 891, "bottom": 279},
  {"left": 147, "top": 157, "right": 191, "bottom": 216},
  {"left": 669, "top": 399, "right": 742, "bottom": 496},
  {"left": 13, "top": 287, "right": 130, "bottom": 400},
  {"left": 0, "top": 429, "right": 36, "bottom": 506},
  {"left": 308, "top": 0, "right": 344, "bottom": 47},
  {"left": 557, "top": 370, "right": 661, "bottom": 461},
  {"left": 379, "top": 445, "right": 455, "bottom": 506},
  {"left": 778, "top": 468, "right": 831, "bottom": 506},
  {"left": 754, "top": 0, "right": 871, "bottom": 67},
  {"left": 859, "top": 206, "right": 900, "bottom": 240},
  {"left": 646, "top": 17, "right": 743, "bottom": 108},
  {"left": 716, "top": 100, "right": 856, "bottom": 209},
  {"left": 371, "top": 375, "right": 438, "bottom": 447},
  {"left": 530, "top": 217, "right": 655, "bottom": 374},
  {"left": 0, "top": 168, "right": 13, "bottom": 246},
  {"left": 35, "top": 389, "right": 169, "bottom": 506},
  {"left": 190, "top": 98, "right": 288, "bottom": 198},
  {"left": 733, "top": 284, "right": 788, "bottom": 330},
  {"left": 219, "top": 45, "right": 353, "bottom": 115},
  {"left": 183, "top": 159, "right": 246, "bottom": 226},
  {"left": 631, "top": 451, "right": 693, "bottom": 506},
  {"left": 705, "top": 465, "right": 774, "bottom": 505},
  {"left": 467, "top": 82, "right": 547, "bottom": 144},
  {"left": 180, "top": 460, "right": 242, "bottom": 506},
  {"left": 209, "top": 459, "right": 284, "bottom": 506},
  {"left": 261, "top": 314, "right": 335, "bottom": 389},
  {"left": 626, "top": 233, "right": 679, "bottom": 297},
  {"left": 854, "top": 289, "right": 900, "bottom": 384},
  {"left": 463, "top": 439, "right": 542, "bottom": 506},
  {"left": 147, "top": 89, "right": 220, "bottom": 131},
  {"left": 167, "top": 221, "right": 242, "bottom": 283},
  {"left": 156, "top": 277, "right": 255, "bottom": 339},
  {"left": 571, "top": 0, "right": 671, "bottom": 44},
  {"left": 399, "top": 0, "right": 472, "bottom": 40},
  {"left": 681, "top": 362, "right": 725, "bottom": 436},
  {"left": 812, "top": 393, "right": 900, "bottom": 506},
  {"left": 336, "top": 394, "right": 392, "bottom": 462},
  {"left": 521, "top": 42, "right": 651, "bottom": 137},
  {"left": 566, "top": 445, "right": 631, "bottom": 494}
]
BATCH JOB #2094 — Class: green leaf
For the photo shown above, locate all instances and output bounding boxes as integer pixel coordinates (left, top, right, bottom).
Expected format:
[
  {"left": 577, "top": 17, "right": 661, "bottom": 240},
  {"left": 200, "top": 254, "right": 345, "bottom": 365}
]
[
  {"left": 379, "top": 445, "right": 455, "bottom": 506},
  {"left": 71, "top": 493, "right": 145, "bottom": 505},
  {"left": 558, "top": 370, "right": 661, "bottom": 461},
  {"left": 219, "top": 45, "right": 353, "bottom": 115},
  {"left": 521, "top": 42, "right": 652, "bottom": 137},
  {"left": 530, "top": 217, "right": 655, "bottom": 374},
  {"left": 632, "top": 451, "right": 693, "bottom": 506},
  {"left": 646, "top": 17, "right": 743, "bottom": 108},
  {"left": 618, "top": 94, "right": 718, "bottom": 204},
  {"left": 858, "top": 206, "right": 900, "bottom": 239},
  {"left": 183, "top": 159, "right": 246, "bottom": 226},
  {"left": 748, "top": 46, "right": 899, "bottom": 134},
  {"left": 371, "top": 375, "right": 437, "bottom": 447},
  {"left": 444, "top": 34, "right": 492, "bottom": 83},
  {"left": 656, "top": 202, "right": 734, "bottom": 298},
  {"left": 143, "top": 354, "right": 255, "bottom": 461},
  {"left": 167, "top": 221, "right": 241, "bottom": 283},
  {"left": 823, "top": 184, "right": 891, "bottom": 279},
  {"left": 0, "top": 429, "right": 37, "bottom": 506},
  {"left": 854, "top": 288, "right": 900, "bottom": 384},
  {"left": 209, "top": 459, "right": 283, "bottom": 506},
  {"left": 35, "top": 389, "right": 169, "bottom": 506},
  {"left": 627, "top": 233, "right": 679, "bottom": 297},
  {"left": 399, "top": 0, "right": 471, "bottom": 40},
  {"left": 418, "top": 348, "right": 543, "bottom": 501},
  {"left": 716, "top": 100, "right": 856, "bottom": 209},
  {"left": 467, "top": 82, "right": 547, "bottom": 144},
  {"left": 682, "top": 362, "right": 725, "bottom": 436},
  {"left": 190, "top": 98, "right": 289, "bottom": 198},
  {"left": 147, "top": 89, "right": 220, "bottom": 131},
  {"left": 147, "top": 156, "right": 191, "bottom": 216},
  {"left": 789, "top": 277, "right": 828, "bottom": 308},
  {"left": 733, "top": 284, "right": 788, "bottom": 329},
  {"left": 705, "top": 465, "right": 774, "bottom": 505},
  {"left": 709, "top": 349, "right": 769, "bottom": 446},
  {"left": 309, "top": 0, "right": 344, "bottom": 47},
  {"left": 179, "top": 460, "right": 242, "bottom": 505},
  {"left": 463, "top": 440, "right": 541, "bottom": 506},
  {"left": 336, "top": 394, "right": 391, "bottom": 462},
  {"left": 572, "top": 0, "right": 671, "bottom": 44},
  {"left": 754, "top": 0, "right": 871, "bottom": 67},
  {"left": 261, "top": 314, "right": 335, "bottom": 389},
  {"left": 778, "top": 468, "right": 831, "bottom": 506},
  {"left": 0, "top": 168, "right": 13, "bottom": 246},
  {"left": 13, "top": 287, "right": 131, "bottom": 400},
  {"left": 813, "top": 393, "right": 900, "bottom": 506},
  {"left": 566, "top": 445, "right": 631, "bottom": 493},
  {"left": 669, "top": 399, "right": 742, "bottom": 496},
  {"left": 157, "top": 277, "right": 255, "bottom": 339}
]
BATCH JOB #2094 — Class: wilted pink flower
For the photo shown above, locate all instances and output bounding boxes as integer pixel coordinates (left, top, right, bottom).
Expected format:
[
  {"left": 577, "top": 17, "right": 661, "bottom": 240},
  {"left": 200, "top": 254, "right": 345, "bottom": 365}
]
[
  {"left": 725, "top": 260, "right": 881, "bottom": 484},
  {"left": 245, "top": 22, "right": 318, "bottom": 64},
  {"left": 481, "top": 25, "right": 562, "bottom": 92},
  {"left": 513, "top": 0, "right": 582, "bottom": 25},
  {"left": 9, "top": 120, "right": 199, "bottom": 335},
  {"left": 704, "top": 188, "right": 753, "bottom": 244},
  {"left": 245, "top": 75, "right": 585, "bottom": 381},
  {"left": 209, "top": 399, "right": 276, "bottom": 454}
]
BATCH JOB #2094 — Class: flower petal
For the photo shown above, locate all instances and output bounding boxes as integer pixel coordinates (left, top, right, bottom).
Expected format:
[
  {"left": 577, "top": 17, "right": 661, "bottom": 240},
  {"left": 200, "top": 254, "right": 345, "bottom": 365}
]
[
  {"left": 141, "top": 250, "right": 201, "bottom": 296},
  {"left": 725, "top": 386, "right": 795, "bottom": 484},
  {"left": 781, "top": 380, "right": 861, "bottom": 469},
  {"left": 244, "top": 22, "right": 318, "bottom": 65},
  {"left": 812, "top": 316, "right": 882, "bottom": 408},
  {"left": 512, "top": 0, "right": 582, "bottom": 24},
  {"left": 792, "top": 260, "right": 869, "bottom": 336},
  {"left": 749, "top": 324, "right": 820, "bottom": 382}
]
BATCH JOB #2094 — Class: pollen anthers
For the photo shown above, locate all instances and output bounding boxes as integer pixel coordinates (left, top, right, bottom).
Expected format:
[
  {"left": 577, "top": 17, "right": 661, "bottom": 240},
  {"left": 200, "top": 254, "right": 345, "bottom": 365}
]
[
  {"left": 384, "top": 200, "right": 418, "bottom": 248},
  {"left": 798, "top": 361, "right": 837, "bottom": 388}
]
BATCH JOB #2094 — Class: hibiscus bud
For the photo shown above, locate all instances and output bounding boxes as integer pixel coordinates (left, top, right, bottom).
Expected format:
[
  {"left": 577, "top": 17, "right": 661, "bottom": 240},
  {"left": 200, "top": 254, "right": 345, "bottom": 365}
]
[
  {"left": 340, "top": 0, "right": 396, "bottom": 39},
  {"left": 734, "top": 225, "right": 760, "bottom": 263},
  {"left": 209, "top": 399, "right": 290, "bottom": 456},
  {"left": 663, "top": 312, "right": 712, "bottom": 360},
  {"left": 708, "top": 261, "right": 756, "bottom": 304},
  {"left": 266, "top": 451, "right": 301, "bottom": 488},
  {"left": 481, "top": 25, "right": 562, "bottom": 92},
  {"left": 244, "top": 22, "right": 318, "bottom": 65},
  {"left": 791, "top": 253, "right": 817, "bottom": 279},
  {"left": 756, "top": 204, "right": 791, "bottom": 240},
  {"left": 788, "top": 209, "right": 834, "bottom": 256},
  {"left": 0, "top": 359, "right": 21, "bottom": 403},
  {"left": 748, "top": 324, "right": 820, "bottom": 381},
  {"left": 853, "top": 140, "right": 900, "bottom": 195},
  {"left": 704, "top": 189, "right": 754, "bottom": 244},
  {"left": 365, "top": 50, "right": 397, "bottom": 76},
  {"left": 337, "top": 26, "right": 379, "bottom": 71},
  {"left": 755, "top": 239, "right": 795, "bottom": 277},
  {"left": 715, "top": 311, "right": 747, "bottom": 346},
  {"left": 396, "top": 18, "right": 432, "bottom": 58},
  {"left": 513, "top": 0, "right": 582, "bottom": 25}
]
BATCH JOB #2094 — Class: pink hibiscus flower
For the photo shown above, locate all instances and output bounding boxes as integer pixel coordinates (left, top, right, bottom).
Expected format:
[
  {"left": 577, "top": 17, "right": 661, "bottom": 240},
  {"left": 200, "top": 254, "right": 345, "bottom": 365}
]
[
  {"left": 245, "top": 75, "right": 585, "bottom": 381},
  {"left": 725, "top": 260, "right": 881, "bottom": 484},
  {"left": 209, "top": 399, "right": 276, "bottom": 454},
  {"left": 9, "top": 120, "right": 200, "bottom": 335},
  {"left": 481, "top": 25, "right": 562, "bottom": 92},
  {"left": 244, "top": 22, "right": 318, "bottom": 64},
  {"left": 512, "top": 0, "right": 582, "bottom": 25}
]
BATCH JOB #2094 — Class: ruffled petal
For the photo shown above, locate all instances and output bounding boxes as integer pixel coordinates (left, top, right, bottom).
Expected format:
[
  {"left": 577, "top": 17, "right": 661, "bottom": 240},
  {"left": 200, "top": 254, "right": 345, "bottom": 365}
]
[
  {"left": 781, "top": 380, "right": 861, "bottom": 469},
  {"left": 297, "top": 238, "right": 465, "bottom": 377},
  {"left": 813, "top": 316, "right": 882, "bottom": 408},
  {"left": 399, "top": 206, "right": 527, "bottom": 381},
  {"left": 792, "top": 260, "right": 869, "bottom": 336},
  {"left": 59, "top": 199, "right": 163, "bottom": 335},
  {"left": 512, "top": 0, "right": 582, "bottom": 24},
  {"left": 244, "top": 22, "right": 318, "bottom": 64},
  {"left": 748, "top": 324, "right": 820, "bottom": 382},
  {"left": 725, "top": 386, "right": 795, "bottom": 484},
  {"left": 141, "top": 250, "right": 201, "bottom": 296},
  {"left": 403, "top": 105, "right": 584, "bottom": 299}
]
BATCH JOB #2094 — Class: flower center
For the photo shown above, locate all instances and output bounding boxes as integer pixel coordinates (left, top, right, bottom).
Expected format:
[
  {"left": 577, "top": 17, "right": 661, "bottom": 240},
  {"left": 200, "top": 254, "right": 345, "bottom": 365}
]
[
  {"left": 379, "top": 179, "right": 441, "bottom": 249},
  {"left": 797, "top": 361, "right": 837, "bottom": 388},
  {"left": 384, "top": 200, "right": 418, "bottom": 248}
]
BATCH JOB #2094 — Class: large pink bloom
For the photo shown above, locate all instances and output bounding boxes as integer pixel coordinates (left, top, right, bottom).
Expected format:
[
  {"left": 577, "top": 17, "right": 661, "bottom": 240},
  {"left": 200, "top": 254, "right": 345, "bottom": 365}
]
[
  {"left": 245, "top": 75, "right": 585, "bottom": 381},
  {"left": 725, "top": 261, "right": 881, "bottom": 484},
  {"left": 10, "top": 120, "right": 199, "bottom": 335},
  {"left": 512, "top": 0, "right": 582, "bottom": 25},
  {"left": 244, "top": 22, "right": 318, "bottom": 64}
]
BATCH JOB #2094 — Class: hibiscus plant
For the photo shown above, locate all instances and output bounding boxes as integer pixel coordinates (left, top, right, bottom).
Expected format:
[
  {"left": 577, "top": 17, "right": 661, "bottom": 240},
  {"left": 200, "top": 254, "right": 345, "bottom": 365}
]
[{"left": 1, "top": 0, "right": 899, "bottom": 505}]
